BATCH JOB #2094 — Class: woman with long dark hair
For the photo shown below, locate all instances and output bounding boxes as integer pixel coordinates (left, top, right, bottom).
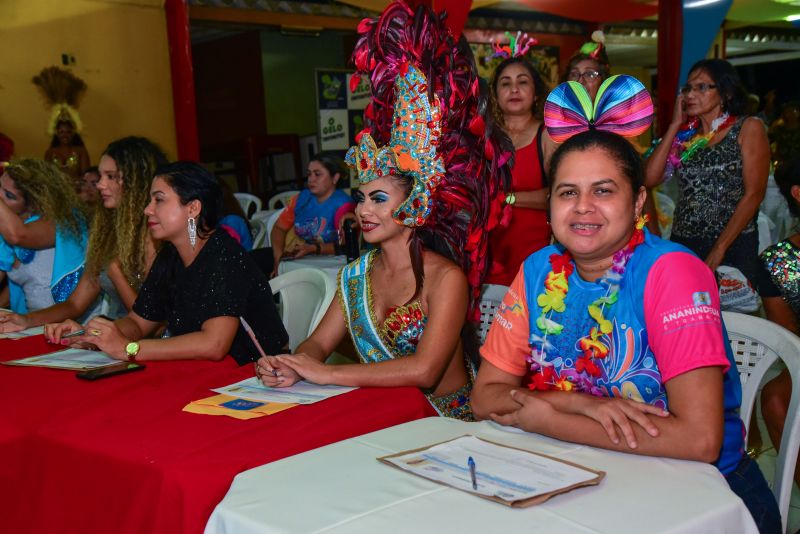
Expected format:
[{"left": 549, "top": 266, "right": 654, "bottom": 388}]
[
  {"left": 485, "top": 49, "right": 554, "bottom": 286},
  {"left": 48, "top": 162, "right": 288, "bottom": 364},
  {"left": 254, "top": 2, "right": 509, "bottom": 419}
]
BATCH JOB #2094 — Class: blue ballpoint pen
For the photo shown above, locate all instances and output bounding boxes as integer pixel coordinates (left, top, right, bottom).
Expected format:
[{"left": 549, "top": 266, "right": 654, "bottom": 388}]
[{"left": 468, "top": 456, "right": 477, "bottom": 490}]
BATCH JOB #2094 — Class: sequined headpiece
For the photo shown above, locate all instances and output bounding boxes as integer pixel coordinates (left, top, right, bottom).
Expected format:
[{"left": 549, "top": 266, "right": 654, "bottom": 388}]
[
  {"left": 345, "top": 63, "right": 445, "bottom": 227},
  {"left": 491, "top": 31, "right": 537, "bottom": 59}
]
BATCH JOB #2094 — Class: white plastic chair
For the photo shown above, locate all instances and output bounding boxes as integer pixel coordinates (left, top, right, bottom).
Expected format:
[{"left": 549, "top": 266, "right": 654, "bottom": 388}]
[
  {"left": 723, "top": 311, "right": 800, "bottom": 533},
  {"left": 250, "top": 219, "right": 268, "bottom": 249},
  {"left": 265, "top": 208, "right": 285, "bottom": 248},
  {"left": 250, "top": 209, "right": 275, "bottom": 224},
  {"left": 269, "top": 268, "right": 335, "bottom": 351},
  {"left": 757, "top": 211, "right": 777, "bottom": 253},
  {"left": 268, "top": 190, "right": 299, "bottom": 210},
  {"left": 234, "top": 193, "right": 262, "bottom": 218},
  {"left": 477, "top": 284, "right": 509, "bottom": 344}
]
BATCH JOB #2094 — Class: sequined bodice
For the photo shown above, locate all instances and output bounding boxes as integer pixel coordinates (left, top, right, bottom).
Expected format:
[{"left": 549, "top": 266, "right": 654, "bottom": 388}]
[
  {"left": 365, "top": 252, "right": 427, "bottom": 357},
  {"left": 673, "top": 118, "right": 756, "bottom": 240},
  {"left": 51, "top": 152, "right": 80, "bottom": 172},
  {"left": 761, "top": 239, "right": 800, "bottom": 317},
  {"left": 376, "top": 301, "right": 427, "bottom": 356}
]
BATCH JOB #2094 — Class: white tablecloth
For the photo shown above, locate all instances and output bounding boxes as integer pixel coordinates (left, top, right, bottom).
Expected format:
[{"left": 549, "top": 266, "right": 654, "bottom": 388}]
[
  {"left": 206, "top": 417, "right": 757, "bottom": 534},
  {"left": 278, "top": 255, "right": 347, "bottom": 283}
]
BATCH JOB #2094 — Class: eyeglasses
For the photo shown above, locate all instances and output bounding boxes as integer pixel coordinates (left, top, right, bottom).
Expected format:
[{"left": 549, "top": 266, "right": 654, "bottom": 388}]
[
  {"left": 680, "top": 83, "right": 717, "bottom": 95},
  {"left": 567, "top": 69, "right": 600, "bottom": 82}
]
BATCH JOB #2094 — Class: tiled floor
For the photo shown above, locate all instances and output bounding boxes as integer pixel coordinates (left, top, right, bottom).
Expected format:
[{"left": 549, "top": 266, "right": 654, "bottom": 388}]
[{"left": 751, "top": 366, "right": 799, "bottom": 533}]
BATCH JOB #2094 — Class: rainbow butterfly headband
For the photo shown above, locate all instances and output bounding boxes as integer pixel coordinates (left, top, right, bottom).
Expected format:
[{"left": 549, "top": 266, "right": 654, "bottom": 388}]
[
  {"left": 543, "top": 75, "right": 654, "bottom": 143},
  {"left": 345, "top": 63, "right": 444, "bottom": 228}
]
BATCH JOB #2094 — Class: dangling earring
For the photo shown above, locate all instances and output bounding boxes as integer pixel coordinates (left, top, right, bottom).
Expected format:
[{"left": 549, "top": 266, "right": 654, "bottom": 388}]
[{"left": 187, "top": 217, "right": 197, "bottom": 249}]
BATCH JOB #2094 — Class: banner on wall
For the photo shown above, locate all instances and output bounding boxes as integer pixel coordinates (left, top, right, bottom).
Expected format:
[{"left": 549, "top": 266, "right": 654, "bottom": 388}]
[
  {"left": 316, "top": 69, "right": 370, "bottom": 153},
  {"left": 679, "top": 0, "right": 733, "bottom": 84}
]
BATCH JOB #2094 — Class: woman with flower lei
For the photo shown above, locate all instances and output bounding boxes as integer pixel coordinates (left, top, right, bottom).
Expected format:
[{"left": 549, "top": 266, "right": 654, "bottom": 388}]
[
  {"left": 472, "top": 75, "right": 780, "bottom": 532},
  {"left": 645, "top": 59, "right": 770, "bottom": 291}
]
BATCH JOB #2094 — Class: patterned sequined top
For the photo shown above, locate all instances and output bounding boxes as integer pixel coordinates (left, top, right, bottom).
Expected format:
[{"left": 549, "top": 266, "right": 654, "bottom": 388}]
[
  {"left": 760, "top": 239, "right": 800, "bottom": 317},
  {"left": 673, "top": 118, "right": 756, "bottom": 241},
  {"left": 338, "top": 250, "right": 474, "bottom": 420}
]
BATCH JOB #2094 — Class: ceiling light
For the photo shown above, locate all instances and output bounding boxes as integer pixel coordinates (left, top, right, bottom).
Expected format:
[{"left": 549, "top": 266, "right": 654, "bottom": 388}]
[{"left": 684, "top": 0, "right": 723, "bottom": 7}]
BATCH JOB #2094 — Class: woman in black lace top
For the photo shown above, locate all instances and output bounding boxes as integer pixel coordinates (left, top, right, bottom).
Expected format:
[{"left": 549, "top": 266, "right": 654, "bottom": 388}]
[{"left": 49, "top": 162, "right": 288, "bottom": 364}]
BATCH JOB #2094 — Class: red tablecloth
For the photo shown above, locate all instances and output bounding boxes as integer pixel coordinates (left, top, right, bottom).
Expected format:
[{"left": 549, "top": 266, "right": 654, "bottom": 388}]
[{"left": 0, "top": 336, "right": 437, "bottom": 534}]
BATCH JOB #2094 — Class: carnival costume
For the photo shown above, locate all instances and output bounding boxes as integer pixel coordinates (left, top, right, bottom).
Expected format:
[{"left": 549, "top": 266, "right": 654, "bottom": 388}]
[
  {"left": 0, "top": 214, "right": 88, "bottom": 313},
  {"left": 32, "top": 67, "right": 87, "bottom": 175},
  {"left": 339, "top": 1, "right": 510, "bottom": 420}
]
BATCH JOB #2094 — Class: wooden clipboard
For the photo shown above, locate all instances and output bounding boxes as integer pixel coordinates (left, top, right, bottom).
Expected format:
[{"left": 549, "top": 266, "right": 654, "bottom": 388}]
[{"left": 378, "top": 434, "right": 605, "bottom": 508}]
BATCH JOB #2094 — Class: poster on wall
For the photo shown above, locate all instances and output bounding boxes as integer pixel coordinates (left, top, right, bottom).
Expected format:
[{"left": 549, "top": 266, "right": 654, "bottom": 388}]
[
  {"left": 316, "top": 69, "right": 370, "bottom": 152},
  {"left": 470, "top": 43, "right": 560, "bottom": 90}
]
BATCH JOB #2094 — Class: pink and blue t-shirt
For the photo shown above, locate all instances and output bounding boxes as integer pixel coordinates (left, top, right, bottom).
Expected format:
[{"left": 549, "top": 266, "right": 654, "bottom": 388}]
[
  {"left": 277, "top": 189, "right": 354, "bottom": 244},
  {"left": 481, "top": 230, "right": 744, "bottom": 475}
]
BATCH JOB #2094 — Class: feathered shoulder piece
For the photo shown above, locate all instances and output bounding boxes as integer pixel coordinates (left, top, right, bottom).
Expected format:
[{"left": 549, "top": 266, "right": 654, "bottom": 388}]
[
  {"left": 348, "top": 0, "right": 512, "bottom": 320},
  {"left": 32, "top": 66, "right": 87, "bottom": 136}
]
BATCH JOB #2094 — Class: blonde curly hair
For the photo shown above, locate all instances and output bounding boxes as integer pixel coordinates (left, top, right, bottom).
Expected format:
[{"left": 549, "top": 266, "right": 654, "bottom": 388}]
[
  {"left": 4, "top": 158, "right": 89, "bottom": 239},
  {"left": 84, "top": 137, "right": 167, "bottom": 288}
]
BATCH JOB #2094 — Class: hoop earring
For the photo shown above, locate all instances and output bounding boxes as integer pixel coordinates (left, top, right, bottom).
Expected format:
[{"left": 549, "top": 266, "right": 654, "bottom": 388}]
[{"left": 187, "top": 217, "right": 197, "bottom": 249}]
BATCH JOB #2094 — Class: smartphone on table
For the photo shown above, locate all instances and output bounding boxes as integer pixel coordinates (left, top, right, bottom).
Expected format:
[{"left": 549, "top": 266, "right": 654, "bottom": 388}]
[{"left": 76, "top": 362, "right": 145, "bottom": 380}]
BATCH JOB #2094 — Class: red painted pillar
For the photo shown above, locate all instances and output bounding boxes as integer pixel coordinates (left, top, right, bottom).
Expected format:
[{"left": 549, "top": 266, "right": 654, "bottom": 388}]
[
  {"left": 165, "top": 0, "right": 200, "bottom": 160},
  {"left": 657, "top": 0, "right": 682, "bottom": 137}
]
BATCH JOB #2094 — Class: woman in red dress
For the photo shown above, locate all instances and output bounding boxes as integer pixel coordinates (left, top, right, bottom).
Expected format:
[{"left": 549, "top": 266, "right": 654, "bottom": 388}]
[{"left": 486, "top": 56, "right": 556, "bottom": 286}]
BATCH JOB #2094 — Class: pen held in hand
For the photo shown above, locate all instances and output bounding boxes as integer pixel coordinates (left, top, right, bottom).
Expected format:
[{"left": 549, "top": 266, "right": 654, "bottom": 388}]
[
  {"left": 62, "top": 329, "right": 86, "bottom": 339},
  {"left": 468, "top": 456, "right": 477, "bottom": 490},
  {"left": 239, "top": 316, "right": 277, "bottom": 377}
]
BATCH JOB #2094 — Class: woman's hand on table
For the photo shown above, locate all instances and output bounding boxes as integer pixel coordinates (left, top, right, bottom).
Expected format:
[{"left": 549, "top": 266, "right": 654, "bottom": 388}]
[
  {"left": 0, "top": 311, "right": 28, "bottom": 333},
  {"left": 274, "top": 353, "right": 332, "bottom": 386},
  {"left": 76, "top": 316, "right": 129, "bottom": 360},
  {"left": 489, "top": 389, "right": 555, "bottom": 433},
  {"left": 285, "top": 242, "right": 316, "bottom": 259},
  {"left": 574, "top": 395, "right": 669, "bottom": 449},
  {"left": 45, "top": 319, "right": 84, "bottom": 345},
  {"left": 255, "top": 354, "right": 301, "bottom": 387}
]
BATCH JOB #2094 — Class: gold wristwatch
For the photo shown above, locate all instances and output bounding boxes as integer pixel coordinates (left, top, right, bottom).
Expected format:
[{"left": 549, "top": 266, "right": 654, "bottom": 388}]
[{"left": 125, "top": 341, "right": 140, "bottom": 362}]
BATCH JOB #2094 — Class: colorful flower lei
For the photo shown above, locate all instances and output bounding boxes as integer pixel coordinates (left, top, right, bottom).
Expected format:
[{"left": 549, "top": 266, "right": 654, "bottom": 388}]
[
  {"left": 527, "top": 216, "right": 648, "bottom": 392},
  {"left": 654, "top": 113, "right": 736, "bottom": 179}
]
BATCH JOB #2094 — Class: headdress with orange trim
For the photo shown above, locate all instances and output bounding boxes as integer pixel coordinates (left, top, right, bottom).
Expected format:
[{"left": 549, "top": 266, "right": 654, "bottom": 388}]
[
  {"left": 345, "top": 64, "right": 445, "bottom": 227},
  {"left": 347, "top": 0, "right": 512, "bottom": 321}
]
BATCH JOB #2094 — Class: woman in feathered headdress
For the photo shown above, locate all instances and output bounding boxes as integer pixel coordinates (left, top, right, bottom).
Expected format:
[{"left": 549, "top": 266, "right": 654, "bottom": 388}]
[
  {"left": 254, "top": 0, "right": 511, "bottom": 420},
  {"left": 33, "top": 67, "right": 91, "bottom": 184},
  {"left": 473, "top": 75, "right": 781, "bottom": 532}
]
